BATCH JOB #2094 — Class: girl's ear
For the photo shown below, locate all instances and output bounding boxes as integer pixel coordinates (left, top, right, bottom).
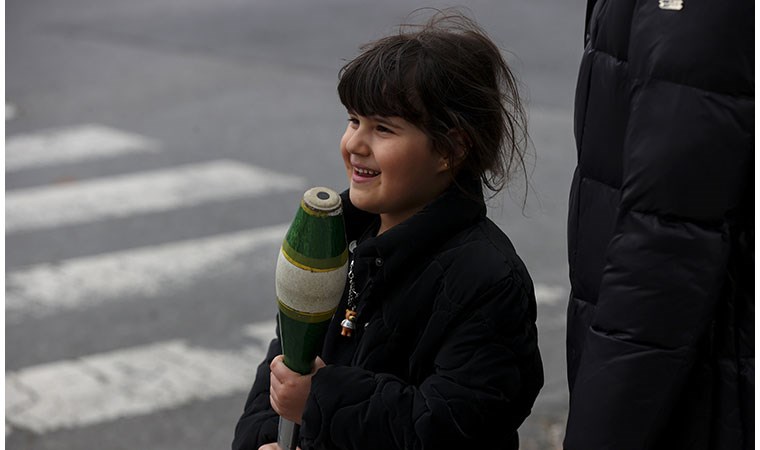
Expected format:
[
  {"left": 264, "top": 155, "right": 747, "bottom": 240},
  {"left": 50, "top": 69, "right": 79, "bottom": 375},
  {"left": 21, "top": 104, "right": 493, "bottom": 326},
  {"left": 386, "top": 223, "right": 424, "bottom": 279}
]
[
  {"left": 435, "top": 154, "right": 450, "bottom": 174},
  {"left": 445, "top": 129, "right": 469, "bottom": 169}
]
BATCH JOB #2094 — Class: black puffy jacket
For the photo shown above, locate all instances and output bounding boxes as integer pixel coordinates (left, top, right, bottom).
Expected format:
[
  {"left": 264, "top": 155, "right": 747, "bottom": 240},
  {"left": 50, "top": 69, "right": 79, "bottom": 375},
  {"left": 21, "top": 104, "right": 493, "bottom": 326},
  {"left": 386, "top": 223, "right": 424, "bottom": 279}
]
[
  {"left": 565, "top": 1, "right": 754, "bottom": 449},
  {"left": 233, "top": 180, "right": 543, "bottom": 450}
]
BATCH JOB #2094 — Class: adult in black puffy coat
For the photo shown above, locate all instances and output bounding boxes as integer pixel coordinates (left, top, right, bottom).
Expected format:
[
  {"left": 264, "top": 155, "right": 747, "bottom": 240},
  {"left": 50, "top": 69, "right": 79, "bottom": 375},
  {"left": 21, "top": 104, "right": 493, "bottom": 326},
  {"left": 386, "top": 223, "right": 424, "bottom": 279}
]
[{"left": 565, "top": 1, "right": 754, "bottom": 449}]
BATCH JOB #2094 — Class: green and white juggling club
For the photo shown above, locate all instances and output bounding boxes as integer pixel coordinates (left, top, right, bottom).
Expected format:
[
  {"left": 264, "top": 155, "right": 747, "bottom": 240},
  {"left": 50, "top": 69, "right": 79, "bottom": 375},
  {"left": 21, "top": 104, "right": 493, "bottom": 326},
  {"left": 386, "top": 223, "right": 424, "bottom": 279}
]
[{"left": 275, "top": 187, "right": 348, "bottom": 450}]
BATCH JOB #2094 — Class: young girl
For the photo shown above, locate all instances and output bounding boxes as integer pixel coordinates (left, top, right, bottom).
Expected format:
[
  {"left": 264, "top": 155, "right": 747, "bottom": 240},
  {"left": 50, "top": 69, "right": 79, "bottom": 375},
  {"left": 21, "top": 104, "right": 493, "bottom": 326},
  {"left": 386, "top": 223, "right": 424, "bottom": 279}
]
[{"left": 233, "top": 10, "right": 543, "bottom": 450}]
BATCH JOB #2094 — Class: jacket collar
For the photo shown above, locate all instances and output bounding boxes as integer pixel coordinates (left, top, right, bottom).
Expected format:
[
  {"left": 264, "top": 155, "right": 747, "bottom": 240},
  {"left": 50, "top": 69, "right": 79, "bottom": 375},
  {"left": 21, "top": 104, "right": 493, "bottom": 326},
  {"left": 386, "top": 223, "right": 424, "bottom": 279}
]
[{"left": 340, "top": 176, "right": 487, "bottom": 285}]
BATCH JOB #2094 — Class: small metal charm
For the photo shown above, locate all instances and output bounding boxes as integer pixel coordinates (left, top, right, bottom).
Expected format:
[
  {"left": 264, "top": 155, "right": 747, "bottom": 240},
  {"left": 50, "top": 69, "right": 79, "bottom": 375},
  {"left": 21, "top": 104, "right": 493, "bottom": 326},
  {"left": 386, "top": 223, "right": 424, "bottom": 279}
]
[
  {"left": 340, "top": 309, "right": 357, "bottom": 337},
  {"left": 340, "top": 257, "right": 360, "bottom": 338},
  {"left": 658, "top": 0, "right": 683, "bottom": 11}
]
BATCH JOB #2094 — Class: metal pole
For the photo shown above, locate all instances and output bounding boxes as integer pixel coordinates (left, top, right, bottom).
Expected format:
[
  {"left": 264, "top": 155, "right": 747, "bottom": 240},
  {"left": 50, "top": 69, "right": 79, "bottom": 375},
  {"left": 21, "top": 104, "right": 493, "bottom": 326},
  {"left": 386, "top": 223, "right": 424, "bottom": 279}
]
[{"left": 278, "top": 417, "right": 300, "bottom": 450}]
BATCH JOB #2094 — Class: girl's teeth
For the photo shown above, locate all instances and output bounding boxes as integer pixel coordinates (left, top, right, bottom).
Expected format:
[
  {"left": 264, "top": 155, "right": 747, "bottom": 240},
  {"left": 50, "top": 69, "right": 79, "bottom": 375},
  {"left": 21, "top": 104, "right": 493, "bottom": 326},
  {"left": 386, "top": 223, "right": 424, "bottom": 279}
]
[{"left": 356, "top": 168, "right": 379, "bottom": 176}]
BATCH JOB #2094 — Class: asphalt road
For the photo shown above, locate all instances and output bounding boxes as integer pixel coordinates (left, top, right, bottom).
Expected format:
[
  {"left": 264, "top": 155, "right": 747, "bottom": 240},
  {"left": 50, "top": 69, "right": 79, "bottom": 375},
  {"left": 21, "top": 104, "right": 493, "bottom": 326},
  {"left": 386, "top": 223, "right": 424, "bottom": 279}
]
[{"left": 6, "top": 1, "right": 585, "bottom": 449}]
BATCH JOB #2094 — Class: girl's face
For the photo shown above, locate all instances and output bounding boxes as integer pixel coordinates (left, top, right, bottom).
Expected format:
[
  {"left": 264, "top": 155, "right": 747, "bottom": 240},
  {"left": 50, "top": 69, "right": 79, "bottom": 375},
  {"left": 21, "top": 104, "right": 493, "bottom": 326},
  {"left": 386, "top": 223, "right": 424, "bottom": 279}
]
[{"left": 341, "top": 112, "right": 452, "bottom": 234}]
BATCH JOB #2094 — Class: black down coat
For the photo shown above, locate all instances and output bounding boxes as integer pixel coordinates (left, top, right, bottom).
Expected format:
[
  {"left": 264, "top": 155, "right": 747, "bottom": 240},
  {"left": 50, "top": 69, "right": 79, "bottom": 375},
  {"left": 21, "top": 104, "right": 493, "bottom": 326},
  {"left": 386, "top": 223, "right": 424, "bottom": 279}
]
[
  {"left": 565, "top": 1, "right": 754, "bottom": 449},
  {"left": 233, "top": 181, "right": 543, "bottom": 450}
]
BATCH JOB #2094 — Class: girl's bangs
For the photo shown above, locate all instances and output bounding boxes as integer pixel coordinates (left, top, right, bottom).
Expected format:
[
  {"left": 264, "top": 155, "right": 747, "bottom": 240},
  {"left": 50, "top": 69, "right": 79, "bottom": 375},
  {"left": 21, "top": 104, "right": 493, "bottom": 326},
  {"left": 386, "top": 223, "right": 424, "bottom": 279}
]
[{"left": 337, "top": 43, "right": 422, "bottom": 122}]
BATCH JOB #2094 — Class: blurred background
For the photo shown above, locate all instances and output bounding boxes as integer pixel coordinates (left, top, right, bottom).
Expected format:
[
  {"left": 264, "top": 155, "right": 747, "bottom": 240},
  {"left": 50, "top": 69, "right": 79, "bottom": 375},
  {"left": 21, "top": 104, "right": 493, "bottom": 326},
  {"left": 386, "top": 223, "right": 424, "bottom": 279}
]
[{"left": 6, "top": 0, "right": 585, "bottom": 448}]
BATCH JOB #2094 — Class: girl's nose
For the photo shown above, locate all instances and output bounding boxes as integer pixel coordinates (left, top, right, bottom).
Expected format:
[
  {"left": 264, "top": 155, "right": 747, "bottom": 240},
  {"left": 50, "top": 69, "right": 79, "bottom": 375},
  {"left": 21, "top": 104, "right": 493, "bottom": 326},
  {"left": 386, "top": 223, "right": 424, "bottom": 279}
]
[{"left": 344, "top": 128, "right": 371, "bottom": 156}]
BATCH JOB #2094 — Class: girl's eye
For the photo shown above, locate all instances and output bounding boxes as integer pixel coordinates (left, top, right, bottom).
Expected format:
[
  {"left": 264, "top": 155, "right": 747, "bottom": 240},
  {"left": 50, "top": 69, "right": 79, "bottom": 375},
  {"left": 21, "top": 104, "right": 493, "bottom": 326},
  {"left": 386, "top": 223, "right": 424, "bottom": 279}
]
[{"left": 375, "top": 125, "right": 393, "bottom": 134}]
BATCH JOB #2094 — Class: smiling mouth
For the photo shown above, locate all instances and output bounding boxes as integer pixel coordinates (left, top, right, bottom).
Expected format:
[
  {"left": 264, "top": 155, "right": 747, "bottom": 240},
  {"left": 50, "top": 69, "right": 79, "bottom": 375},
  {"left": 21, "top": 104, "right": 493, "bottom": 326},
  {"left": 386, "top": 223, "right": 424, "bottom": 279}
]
[{"left": 354, "top": 167, "right": 380, "bottom": 178}]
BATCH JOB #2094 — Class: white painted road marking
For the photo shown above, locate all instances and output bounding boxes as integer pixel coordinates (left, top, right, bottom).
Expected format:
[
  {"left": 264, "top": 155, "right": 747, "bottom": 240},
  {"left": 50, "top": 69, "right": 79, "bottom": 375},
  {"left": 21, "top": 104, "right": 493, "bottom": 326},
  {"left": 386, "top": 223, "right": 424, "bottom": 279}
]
[
  {"left": 534, "top": 284, "right": 566, "bottom": 306},
  {"left": 6, "top": 224, "right": 288, "bottom": 320},
  {"left": 5, "top": 160, "right": 306, "bottom": 233},
  {"left": 6, "top": 320, "right": 277, "bottom": 434},
  {"left": 6, "top": 102, "right": 18, "bottom": 121},
  {"left": 6, "top": 124, "right": 160, "bottom": 171},
  {"left": 243, "top": 321, "right": 279, "bottom": 343}
]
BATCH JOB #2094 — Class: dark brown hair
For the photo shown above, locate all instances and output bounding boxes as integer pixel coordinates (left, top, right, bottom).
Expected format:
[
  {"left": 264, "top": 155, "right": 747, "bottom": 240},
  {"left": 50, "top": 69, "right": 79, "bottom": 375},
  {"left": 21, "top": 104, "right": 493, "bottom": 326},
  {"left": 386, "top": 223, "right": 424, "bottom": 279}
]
[{"left": 337, "top": 9, "right": 529, "bottom": 197}]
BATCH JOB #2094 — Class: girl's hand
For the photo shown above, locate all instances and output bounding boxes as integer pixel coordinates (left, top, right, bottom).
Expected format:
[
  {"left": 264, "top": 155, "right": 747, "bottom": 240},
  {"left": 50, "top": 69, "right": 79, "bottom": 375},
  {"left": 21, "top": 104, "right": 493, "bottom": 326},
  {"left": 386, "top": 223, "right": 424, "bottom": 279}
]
[
  {"left": 270, "top": 355, "right": 326, "bottom": 424},
  {"left": 258, "top": 444, "right": 278, "bottom": 450}
]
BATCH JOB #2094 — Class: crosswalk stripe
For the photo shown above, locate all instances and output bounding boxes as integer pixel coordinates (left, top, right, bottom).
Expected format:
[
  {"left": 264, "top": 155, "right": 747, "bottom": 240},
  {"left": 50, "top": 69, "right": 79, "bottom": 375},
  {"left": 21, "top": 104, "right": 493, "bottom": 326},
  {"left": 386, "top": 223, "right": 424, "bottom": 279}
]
[
  {"left": 5, "top": 159, "right": 306, "bottom": 233},
  {"left": 6, "top": 224, "right": 289, "bottom": 321},
  {"left": 5, "top": 285, "right": 565, "bottom": 436},
  {"left": 6, "top": 320, "right": 277, "bottom": 434},
  {"left": 6, "top": 124, "right": 160, "bottom": 171},
  {"left": 534, "top": 284, "right": 566, "bottom": 306},
  {"left": 5, "top": 285, "right": 564, "bottom": 436},
  {"left": 6, "top": 102, "right": 18, "bottom": 121},
  {"left": 5, "top": 226, "right": 565, "bottom": 320}
]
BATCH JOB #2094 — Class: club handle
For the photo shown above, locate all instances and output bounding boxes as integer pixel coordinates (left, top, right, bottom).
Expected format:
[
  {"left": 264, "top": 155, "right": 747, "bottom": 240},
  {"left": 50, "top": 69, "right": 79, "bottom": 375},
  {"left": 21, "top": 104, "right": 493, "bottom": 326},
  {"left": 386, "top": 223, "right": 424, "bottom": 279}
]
[{"left": 277, "top": 416, "right": 300, "bottom": 450}]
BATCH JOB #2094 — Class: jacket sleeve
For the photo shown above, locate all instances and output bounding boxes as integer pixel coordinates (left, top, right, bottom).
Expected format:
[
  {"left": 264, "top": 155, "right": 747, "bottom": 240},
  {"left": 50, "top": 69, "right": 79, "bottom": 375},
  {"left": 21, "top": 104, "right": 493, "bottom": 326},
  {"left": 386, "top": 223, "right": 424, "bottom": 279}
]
[
  {"left": 564, "top": 2, "right": 753, "bottom": 449},
  {"left": 232, "top": 331, "right": 282, "bottom": 450},
  {"left": 299, "top": 276, "right": 543, "bottom": 450}
]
